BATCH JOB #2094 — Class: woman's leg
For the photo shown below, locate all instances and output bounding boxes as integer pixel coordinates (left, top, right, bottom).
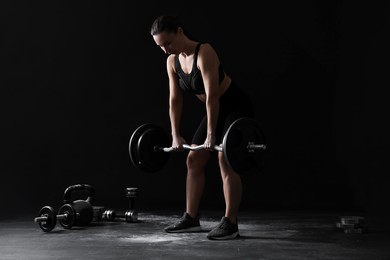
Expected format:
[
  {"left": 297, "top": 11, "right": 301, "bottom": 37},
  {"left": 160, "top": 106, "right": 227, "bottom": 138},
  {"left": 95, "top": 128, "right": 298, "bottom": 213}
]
[
  {"left": 215, "top": 90, "right": 254, "bottom": 224},
  {"left": 218, "top": 152, "right": 242, "bottom": 224},
  {"left": 186, "top": 150, "right": 211, "bottom": 218},
  {"left": 185, "top": 115, "right": 212, "bottom": 217}
]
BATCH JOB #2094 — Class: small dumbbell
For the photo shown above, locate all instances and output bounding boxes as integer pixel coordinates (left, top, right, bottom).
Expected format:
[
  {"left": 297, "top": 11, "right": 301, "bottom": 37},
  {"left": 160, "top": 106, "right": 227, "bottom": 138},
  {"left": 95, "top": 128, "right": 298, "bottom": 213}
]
[
  {"left": 126, "top": 187, "right": 138, "bottom": 222},
  {"left": 34, "top": 204, "right": 76, "bottom": 232},
  {"left": 102, "top": 209, "right": 138, "bottom": 223},
  {"left": 100, "top": 187, "right": 138, "bottom": 223}
]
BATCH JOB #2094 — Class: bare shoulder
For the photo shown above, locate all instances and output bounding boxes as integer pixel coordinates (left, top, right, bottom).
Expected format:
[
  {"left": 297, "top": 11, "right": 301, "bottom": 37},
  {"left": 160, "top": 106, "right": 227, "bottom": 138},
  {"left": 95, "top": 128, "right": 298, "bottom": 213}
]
[
  {"left": 166, "top": 54, "right": 177, "bottom": 72},
  {"left": 166, "top": 54, "right": 176, "bottom": 65},
  {"left": 199, "top": 43, "right": 217, "bottom": 56},
  {"left": 198, "top": 43, "right": 219, "bottom": 66}
]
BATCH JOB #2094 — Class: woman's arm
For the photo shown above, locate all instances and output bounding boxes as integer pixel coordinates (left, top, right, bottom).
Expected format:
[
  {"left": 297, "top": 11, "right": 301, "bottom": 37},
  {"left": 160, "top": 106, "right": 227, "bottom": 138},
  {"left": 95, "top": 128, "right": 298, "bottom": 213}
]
[
  {"left": 198, "top": 44, "right": 221, "bottom": 149},
  {"left": 166, "top": 55, "right": 185, "bottom": 146}
]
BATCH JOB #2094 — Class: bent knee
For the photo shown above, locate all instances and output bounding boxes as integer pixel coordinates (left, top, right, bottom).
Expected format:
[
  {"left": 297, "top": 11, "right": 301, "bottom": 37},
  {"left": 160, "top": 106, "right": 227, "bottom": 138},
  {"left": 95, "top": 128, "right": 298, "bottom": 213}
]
[
  {"left": 218, "top": 152, "right": 228, "bottom": 166},
  {"left": 218, "top": 152, "right": 234, "bottom": 173},
  {"left": 187, "top": 151, "right": 210, "bottom": 170}
]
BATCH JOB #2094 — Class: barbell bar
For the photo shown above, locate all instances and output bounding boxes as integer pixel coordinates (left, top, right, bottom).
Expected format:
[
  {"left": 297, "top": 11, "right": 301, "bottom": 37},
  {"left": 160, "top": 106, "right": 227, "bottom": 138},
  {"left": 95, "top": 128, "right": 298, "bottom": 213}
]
[
  {"left": 129, "top": 117, "right": 267, "bottom": 175},
  {"left": 155, "top": 143, "right": 266, "bottom": 153}
]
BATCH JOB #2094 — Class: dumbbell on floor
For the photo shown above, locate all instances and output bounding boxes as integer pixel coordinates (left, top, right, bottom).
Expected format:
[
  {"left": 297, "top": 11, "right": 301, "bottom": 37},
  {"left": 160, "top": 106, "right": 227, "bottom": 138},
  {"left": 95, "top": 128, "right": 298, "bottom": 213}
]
[
  {"left": 102, "top": 209, "right": 138, "bottom": 223},
  {"left": 34, "top": 204, "right": 76, "bottom": 232},
  {"left": 126, "top": 187, "right": 138, "bottom": 221},
  {"left": 102, "top": 187, "right": 139, "bottom": 223}
]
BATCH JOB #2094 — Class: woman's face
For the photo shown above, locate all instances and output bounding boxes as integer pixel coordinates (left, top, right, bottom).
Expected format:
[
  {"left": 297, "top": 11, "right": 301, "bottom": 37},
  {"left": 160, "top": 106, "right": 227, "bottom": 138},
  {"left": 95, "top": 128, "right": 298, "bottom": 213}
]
[{"left": 153, "top": 31, "right": 180, "bottom": 55}]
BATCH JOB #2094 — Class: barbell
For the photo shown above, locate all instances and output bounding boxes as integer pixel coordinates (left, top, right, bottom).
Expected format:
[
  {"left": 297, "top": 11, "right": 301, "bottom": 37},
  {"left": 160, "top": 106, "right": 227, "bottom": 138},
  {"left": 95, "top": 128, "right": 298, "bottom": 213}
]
[{"left": 128, "top": 117, "right": 267, "bottom": 175}]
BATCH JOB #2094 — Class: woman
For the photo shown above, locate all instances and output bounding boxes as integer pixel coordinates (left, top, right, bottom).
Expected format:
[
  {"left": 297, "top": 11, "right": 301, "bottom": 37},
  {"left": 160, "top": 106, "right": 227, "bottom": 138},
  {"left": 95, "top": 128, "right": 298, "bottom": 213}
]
[{"left": 150, "top": 14, "right": 254, "bottom": 240}]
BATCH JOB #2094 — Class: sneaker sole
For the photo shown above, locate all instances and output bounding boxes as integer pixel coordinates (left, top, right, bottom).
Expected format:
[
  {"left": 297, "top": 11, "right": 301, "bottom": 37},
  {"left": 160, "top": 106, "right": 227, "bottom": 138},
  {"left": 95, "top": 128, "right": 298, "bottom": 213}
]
[
  {"left": 207, "top": 232, "right": 240, "bottom": 240},
  {"left": 165, "top": 226, "right": 202, "bottom": 233}
]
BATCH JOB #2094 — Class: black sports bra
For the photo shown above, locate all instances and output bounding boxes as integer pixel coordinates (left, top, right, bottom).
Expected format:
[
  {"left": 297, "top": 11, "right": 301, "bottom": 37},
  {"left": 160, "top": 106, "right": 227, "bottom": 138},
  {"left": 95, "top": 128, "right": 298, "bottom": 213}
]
[{"left": 175, "top": 43, "right": 225, "bottom": 95}]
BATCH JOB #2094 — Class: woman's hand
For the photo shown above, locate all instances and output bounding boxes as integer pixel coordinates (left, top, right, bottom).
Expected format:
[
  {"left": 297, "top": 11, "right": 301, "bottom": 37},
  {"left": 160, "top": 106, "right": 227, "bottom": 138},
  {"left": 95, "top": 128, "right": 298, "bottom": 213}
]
[
  {"left": 171, "top": 135, "right": 187, "bottom": 151},
  {"left": 203, "top": 134, "right": 216, "bottom": 151}
]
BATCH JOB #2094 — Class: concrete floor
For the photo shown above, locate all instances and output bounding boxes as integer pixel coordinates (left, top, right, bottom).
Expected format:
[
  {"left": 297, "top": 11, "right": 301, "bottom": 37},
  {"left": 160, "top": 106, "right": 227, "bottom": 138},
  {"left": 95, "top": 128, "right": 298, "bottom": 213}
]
[{"left": 1, "top": 210, "right": 389, "bottom": 259}]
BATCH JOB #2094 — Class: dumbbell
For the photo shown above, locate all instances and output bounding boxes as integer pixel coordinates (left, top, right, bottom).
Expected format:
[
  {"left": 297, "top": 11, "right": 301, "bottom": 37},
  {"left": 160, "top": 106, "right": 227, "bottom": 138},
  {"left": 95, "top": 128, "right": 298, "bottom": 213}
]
[
  {"left": 102, "top": 209, "right": 138, "bottom": 223},
  {"left": 126, "top": 187, "right": 138, "bottom": 220},
  {"left": 34, "top": 204, "right": 76, "bottom": 232},
  {"left": 102, "top": 187, "right": 139, "bottom": 223}
]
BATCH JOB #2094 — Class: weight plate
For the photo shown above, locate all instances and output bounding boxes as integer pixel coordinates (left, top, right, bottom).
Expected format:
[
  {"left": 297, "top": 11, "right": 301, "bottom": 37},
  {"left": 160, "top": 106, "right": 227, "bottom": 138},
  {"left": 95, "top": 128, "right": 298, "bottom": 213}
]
[
  {"left": 37, "top": 206, "right": 57, "bottom": 232},
  {"left": 136, "top": 125, "right": 171, "bottom": 172},
  {"left": 222, "top": 117, "right": 266, "bottom": 175},
  {"left": 58, "top": 203, "right": 76, "bottom": 229},
  {"left": 129, "top": 124, "right": 157, "bottom": 171}
]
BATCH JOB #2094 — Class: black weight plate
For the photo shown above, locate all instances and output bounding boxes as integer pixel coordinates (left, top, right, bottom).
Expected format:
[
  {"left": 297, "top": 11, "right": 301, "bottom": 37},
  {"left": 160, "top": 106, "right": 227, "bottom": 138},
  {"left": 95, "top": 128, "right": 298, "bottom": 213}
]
[
  {"left": 129, "top": 124, "right": 157, "bottom": 172},
  {"left": 58, "top": 203, "right": 76, "bottom": 229},
  {"left": 222, "top": 117, "right": 266, "bottom": 175},
  {"left": 38, "top": 206, "right": 57, "bottom": 232},
  {"left": 136, "top": 125, "right": 171, "bottom": 172}
]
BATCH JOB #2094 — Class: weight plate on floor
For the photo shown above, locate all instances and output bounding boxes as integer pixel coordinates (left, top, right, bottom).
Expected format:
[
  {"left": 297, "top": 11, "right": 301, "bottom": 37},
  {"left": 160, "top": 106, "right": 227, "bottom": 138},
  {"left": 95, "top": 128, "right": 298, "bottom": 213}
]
[
  {"left": 37, "top": 206, "right": 57, "bottom": 232},
  {"left": 58, "top": 203, "right": 76, "bottom": 229}
]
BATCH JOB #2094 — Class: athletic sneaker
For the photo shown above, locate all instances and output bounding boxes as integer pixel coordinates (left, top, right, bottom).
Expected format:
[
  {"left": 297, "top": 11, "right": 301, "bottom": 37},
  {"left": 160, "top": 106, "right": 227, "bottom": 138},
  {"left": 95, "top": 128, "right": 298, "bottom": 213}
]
[
  {"left": 207, "top": 216, "right": 240, "bottom": 240},
  {"left": 164, "top": 212, "right": 202, "bottom": 233}
]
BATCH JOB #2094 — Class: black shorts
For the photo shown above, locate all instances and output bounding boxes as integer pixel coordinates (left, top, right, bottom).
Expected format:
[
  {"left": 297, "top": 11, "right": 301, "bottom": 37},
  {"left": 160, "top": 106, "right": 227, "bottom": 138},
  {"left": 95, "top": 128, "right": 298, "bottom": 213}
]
[{"left": 192, "top": 80, "right": 254, "bottom": 145}]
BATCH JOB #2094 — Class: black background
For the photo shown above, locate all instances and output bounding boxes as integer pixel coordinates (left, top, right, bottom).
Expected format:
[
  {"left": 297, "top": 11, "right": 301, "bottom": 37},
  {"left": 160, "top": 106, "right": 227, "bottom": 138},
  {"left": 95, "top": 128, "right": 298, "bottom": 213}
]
[{"left": 1, "top": 1, "right": 389, "bottom": 225}]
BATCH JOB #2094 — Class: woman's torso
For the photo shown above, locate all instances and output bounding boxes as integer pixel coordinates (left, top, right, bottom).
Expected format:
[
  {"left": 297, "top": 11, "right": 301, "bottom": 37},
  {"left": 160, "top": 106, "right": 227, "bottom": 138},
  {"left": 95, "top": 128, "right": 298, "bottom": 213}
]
[{"left": 175, "top": 42, "right": 231, "bottom": 102}]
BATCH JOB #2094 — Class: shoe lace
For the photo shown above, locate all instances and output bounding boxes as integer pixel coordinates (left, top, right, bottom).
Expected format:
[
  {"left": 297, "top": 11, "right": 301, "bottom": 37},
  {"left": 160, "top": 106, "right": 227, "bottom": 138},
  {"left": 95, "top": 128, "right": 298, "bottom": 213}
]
[
  {"left": 178, "top": 213, "right": 190, "bottom": 224},
  {"left": 218, "top": 219, "right": 228, "bottom": 229},
  {"left": 219, "top": 218, "right": 236, "bottom": 229}
]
